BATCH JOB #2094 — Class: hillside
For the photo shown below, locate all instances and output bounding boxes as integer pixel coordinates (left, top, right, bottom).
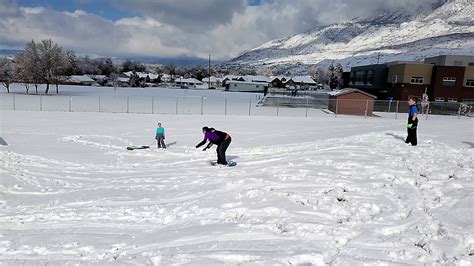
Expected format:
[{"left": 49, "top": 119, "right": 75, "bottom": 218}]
[{"left": 228, "top": 0, "right": 474, "bottom": 73}]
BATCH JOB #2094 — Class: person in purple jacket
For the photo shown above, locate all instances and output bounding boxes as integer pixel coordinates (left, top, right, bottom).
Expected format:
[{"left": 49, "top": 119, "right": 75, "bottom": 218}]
[{"left": 196, "top": 126, "right": 232, "bottom": 165}]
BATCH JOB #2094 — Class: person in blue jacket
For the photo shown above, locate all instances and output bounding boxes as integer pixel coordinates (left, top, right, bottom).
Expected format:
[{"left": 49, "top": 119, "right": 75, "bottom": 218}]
[
  {"left": 155, "top": 122, "right": 166, "bottom": 149},
  {"left": 405, "top": 97, "right": 419, "bottom": 146},
  {"left": 196, "top": 127, "right": 231, "bottom": 165}
]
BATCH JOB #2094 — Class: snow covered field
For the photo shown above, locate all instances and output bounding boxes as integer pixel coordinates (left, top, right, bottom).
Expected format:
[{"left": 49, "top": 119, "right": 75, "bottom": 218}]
[
  {"left": 1, "top": 110, "right": 473, "bottom": 265},
  {"left": 1, "top": 84, "right": 278, "bottom": 117}
]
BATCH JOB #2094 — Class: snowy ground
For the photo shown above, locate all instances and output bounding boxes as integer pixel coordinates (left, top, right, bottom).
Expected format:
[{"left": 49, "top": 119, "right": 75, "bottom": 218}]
[{"left": 0, "top": 110, "right": 473, "bottom": 265}]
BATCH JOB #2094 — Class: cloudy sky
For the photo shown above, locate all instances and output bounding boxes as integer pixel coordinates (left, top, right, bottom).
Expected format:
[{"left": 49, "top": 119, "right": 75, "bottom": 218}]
[{"left": 0, "top": 0, "right": 439, "bottom": 61}]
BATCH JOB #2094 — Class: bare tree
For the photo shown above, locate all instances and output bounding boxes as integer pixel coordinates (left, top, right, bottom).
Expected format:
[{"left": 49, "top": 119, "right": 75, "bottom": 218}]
[
  {"left": 308, "top": 66, "right": 330, "bottom": 85},
  {"left": 121, "top": 60, "right": 146, "bottom": 73},
  {"left": 36, "top": 39, "right": 67, "bottom": 94},
  {"left": 328, "top": 63, "right": 343, "bottom": 90},
  {"left": 19, "top": 40, "right": 43, "bottom": 93},
  {"left": 0, "top": 58, "right": 14, "bottom": 93},
  {"left": 14, "top": 51, "right": 32, "bottom": 93},
  {"left": 164, "top": 64, "right": 177, "bottom": 79}
]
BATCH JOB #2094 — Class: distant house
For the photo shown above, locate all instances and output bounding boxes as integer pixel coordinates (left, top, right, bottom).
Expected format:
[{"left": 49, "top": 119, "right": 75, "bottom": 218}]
[
  {"left": 175, "top": 78, "right": 203, "bottom": 88},
  {"left": 124, "top": 71, "right": 159, "bottom": 82},
  {"left": 225, "top": 80, "right": 268, "bottom": 93},
  {"left": 270, "top": 76, "right": 290, "bottom": 88},
  {"left": 161, "top": 74, "right": 172, "bottom": 83},
  {"left": 111, "top": 77, "right": 130, "bottom": 87},
  {"left": 88, "top": 75, "right": 107, "bottom": 82},
  {"left": 328, "top": 88, "right": 377, "bottom": 116},
  {"left": 286, "top": 76, "right": 317, "bottom": 88},
  {"left": 243, "top": 75, "right": 272, "bottom": 83},
  {"left": 202, "top": 76, "right": 223, "bottom": 89},
  {"left": 222, "top": 75, "right": 245, "bottom": 84},
  {"left": 67, "top": 75, "right": 95, "bottom": 86}
]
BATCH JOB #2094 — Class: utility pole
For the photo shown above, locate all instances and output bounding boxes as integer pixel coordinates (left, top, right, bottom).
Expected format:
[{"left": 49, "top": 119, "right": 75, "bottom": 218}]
[{"left": 208, "top": 54, "right": 211, "bottom": 90}]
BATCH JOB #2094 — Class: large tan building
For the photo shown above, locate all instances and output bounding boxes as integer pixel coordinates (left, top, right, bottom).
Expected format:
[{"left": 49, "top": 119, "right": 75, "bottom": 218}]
[
  {"left": 346, "top": 55, "right": 474, "bottom": 102},
  {"left": 424, "top": 55, "right": 474, "bottom": 67},
  {"left": 386, "top": 62, "right": 434, "bottom": 100}
]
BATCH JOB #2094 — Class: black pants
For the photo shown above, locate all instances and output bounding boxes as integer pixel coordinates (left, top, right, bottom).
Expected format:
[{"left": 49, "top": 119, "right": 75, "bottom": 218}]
[
  {"left": 405, "top": 120, "right": 418, "bottom": 146},
  {"left": 157, "top": 136, "right": 166, "bottom": 148},
  {"left": 217, "top": 137, "right": 231, "bottom": 165}
]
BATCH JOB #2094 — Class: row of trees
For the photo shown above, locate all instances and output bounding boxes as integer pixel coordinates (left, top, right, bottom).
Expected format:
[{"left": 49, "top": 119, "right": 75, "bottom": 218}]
[
  {"left": 0, "top": 39, "right": 155, "bottom": 94},
  {"left": 308, "top": 63, "right": 344, "bottom": 89},
  {"left": 0, "top": 39, "right": 345, "bottom": 94},
  {"left": 0, "top": 39, "right": 216, "bottom": 93},
  {"left": 1, "top": 39, "right": 76, "bottom": 94}
]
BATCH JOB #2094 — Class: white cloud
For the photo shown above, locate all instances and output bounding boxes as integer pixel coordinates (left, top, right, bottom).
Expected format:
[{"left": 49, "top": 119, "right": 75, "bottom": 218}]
[
  {"left": 0, "top": 0, "right": 20, "bottom": 17},
  {"left": 0, "top": 0, "right": 445, "bottom": 60},
  {"left": 115, "top": 0, "right": 247, "bottom": 32}
]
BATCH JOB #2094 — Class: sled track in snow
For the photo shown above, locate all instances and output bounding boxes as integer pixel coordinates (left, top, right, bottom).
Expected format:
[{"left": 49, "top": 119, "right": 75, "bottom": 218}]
[{"left": 1, "top": 132, "right": 473, "bottom": 264}]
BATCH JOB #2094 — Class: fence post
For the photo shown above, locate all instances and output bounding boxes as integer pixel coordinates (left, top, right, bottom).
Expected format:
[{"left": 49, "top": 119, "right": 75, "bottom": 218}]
[
  {"left": 98, "top": 96, "right": 101, "bottom": 112},
  {"left": 69, "top": 96, "right": 72, "bottom": 112},
  {"left": 225, "top": 98, "right": 227, "bottom": 116},
  {"left": 12, "top": 94, "right": 15, "bottom": 110},
  {"left": 127, "top": 96, "right": 129, "bottom": 113},
  {"left": 277, "top": 98, "right": 280, "bottom": 117},
  {"left": 365, "top": 100, "right": 368, "bottom": 118},
  {"left": 40, "top": 94, "right": 42, "bottom": 111},
  {"left": 175, "top": 97, "right": 178, "bottom": 115},
  {"left": 335, "top": 99, "right": 339, "bottom": 118},
  {"left": 458, "top": 103, "right": 462, "bottom": 119},
  {"left": 305, "top": 98, "right": 309, "bottom": 117},
  {"left": 201, "top": 96, "right": 204, "bottom": 115},
  {"left": 395, "top": 101, "right": 399, "bottom": 120},
  {"left": 426, "top": 102, "right": 429, "bottom": 120},
  {"left": 248, "top": 99, "right": 251, "bottom": 116},
  {"left": 151, "top": 96, "right": 154, "bottom": 114}
]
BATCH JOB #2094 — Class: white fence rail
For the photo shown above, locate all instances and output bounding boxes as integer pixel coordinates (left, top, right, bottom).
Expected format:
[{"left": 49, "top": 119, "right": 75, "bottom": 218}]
[{"left": 1, "top": 94, "right": 471, "bottom": 118}]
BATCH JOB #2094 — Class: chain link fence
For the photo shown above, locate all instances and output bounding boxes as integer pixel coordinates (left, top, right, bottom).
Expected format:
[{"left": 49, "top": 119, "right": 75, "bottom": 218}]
[{"left": 1, "top": 93, "right": 472, "bottom": 118}]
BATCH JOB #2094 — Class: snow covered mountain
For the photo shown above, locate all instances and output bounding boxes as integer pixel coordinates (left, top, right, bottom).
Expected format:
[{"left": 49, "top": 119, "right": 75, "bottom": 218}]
[{"left": 227, "top": 0, "right": 474, "bottom": 73}]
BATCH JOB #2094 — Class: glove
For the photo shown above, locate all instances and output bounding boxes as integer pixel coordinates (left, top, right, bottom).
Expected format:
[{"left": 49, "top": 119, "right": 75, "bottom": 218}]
[{"left": 407, "top": 123, "right": 413, "bottom": 129}]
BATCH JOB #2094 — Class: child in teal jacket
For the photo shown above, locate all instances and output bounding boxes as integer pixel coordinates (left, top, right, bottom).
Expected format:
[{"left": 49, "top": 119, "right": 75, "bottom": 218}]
[{"left": 155, "top": 123, "right": 166, "bottom": 149}]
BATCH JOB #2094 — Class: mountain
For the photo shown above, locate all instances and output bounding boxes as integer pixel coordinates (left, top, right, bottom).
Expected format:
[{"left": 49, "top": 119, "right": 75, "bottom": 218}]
[
  {"left": 227, "top": 0, "right": 474, "bottom": 74},
  {"left": 0, "top": 48, "right": 212, "bottom": 67},
  {"left": 116, "top": 55, "right": 214, "bottom": 67},
  {"left": 0, "top": 49, "right": 21, "bottom": 58}
]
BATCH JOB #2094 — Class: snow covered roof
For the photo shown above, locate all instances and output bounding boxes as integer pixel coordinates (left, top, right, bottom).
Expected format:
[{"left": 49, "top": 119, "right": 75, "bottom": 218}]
[
  {"left": 68, "top": 75, "right": 95, "bottom": 83},
  {"left": 226, "top": 80, "right": 269, "bottom": 86},
  {"left": 176, "top": 78, "right": 203, "bottom": 84},
  {"left": 270, "top": 76, "right": 291, "bottom": 82},
  {"left": 147, "top": 73, "right": 159, "bottom": 80},
  {"left": 123, "top": 71, "right": 158, "bottom": 79},
  {"left": 329, "top": 88, "right": 377, "bottom": 99},
  {"left": 289, "top": 76, "right": 317, "bottom": 84},
  {"left": 117, "top": 77, "right": 130, "bottom": 82},
  {"left": 244, "top": 75, "right": 272, "bottom": 83},
  {"left": 87, "top": 75, "right": 107, "bottom": 80},
  {"left": 202, "top": 76, "right": 222, "bottom": 83},
  {"left": 223, "top": 75, "right": 242, "bottom": 80},
  {"left": 137, "top": 73, "right": 148, "bottom": 78}
]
